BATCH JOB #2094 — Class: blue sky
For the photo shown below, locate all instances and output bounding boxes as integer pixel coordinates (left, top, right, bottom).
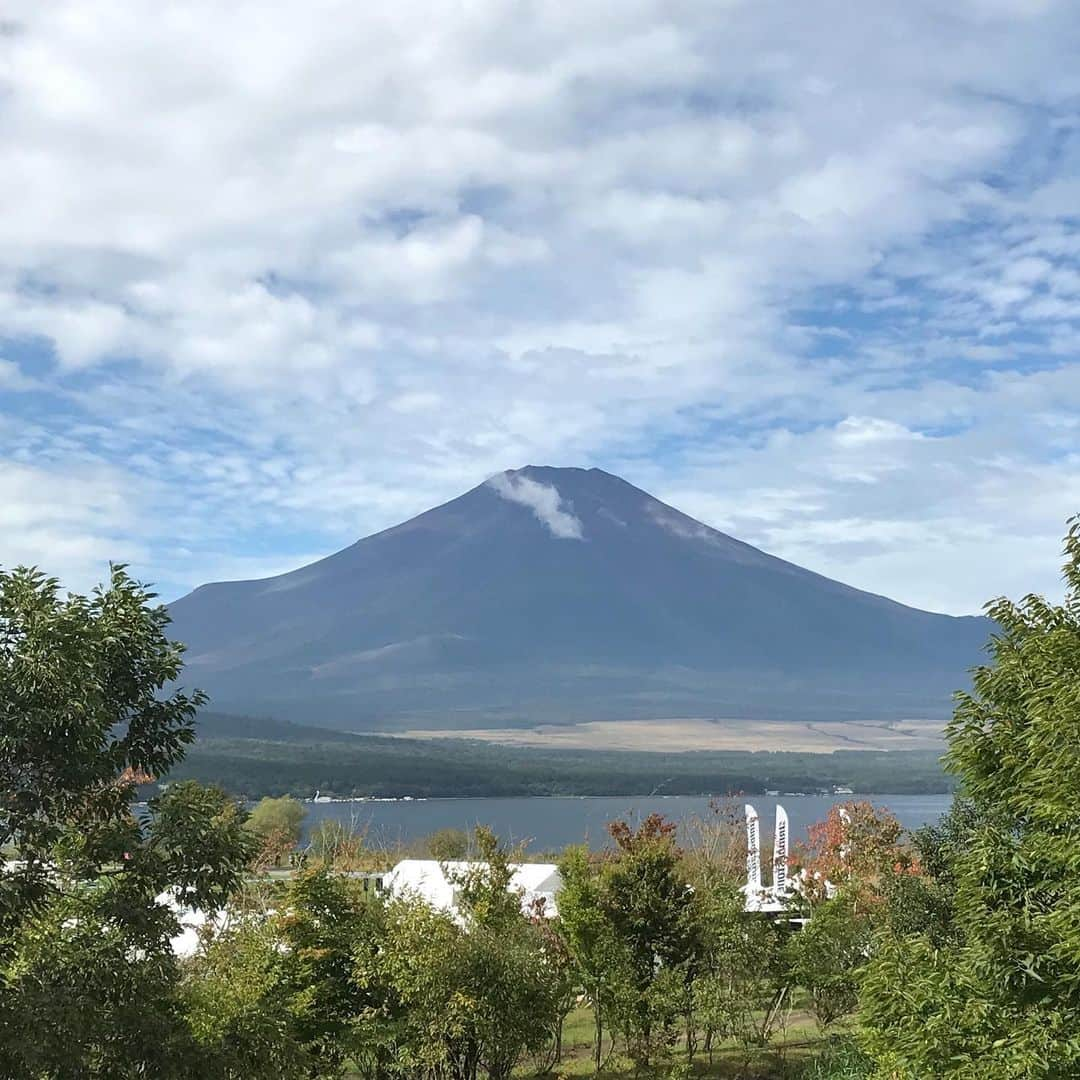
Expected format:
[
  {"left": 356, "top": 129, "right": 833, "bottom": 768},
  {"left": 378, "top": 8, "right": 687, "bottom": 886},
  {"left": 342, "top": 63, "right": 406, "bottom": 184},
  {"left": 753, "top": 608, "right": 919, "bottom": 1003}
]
[{"left": 1, "top": 0, "right": 1079, "bottom": 615}]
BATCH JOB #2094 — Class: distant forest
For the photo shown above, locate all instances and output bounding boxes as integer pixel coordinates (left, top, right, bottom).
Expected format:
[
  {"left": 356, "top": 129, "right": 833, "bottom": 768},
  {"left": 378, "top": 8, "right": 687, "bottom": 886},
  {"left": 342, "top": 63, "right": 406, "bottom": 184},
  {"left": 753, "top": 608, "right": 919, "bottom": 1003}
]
[{"left": 164, "top": 711, "right": 954, "bottom": 799}]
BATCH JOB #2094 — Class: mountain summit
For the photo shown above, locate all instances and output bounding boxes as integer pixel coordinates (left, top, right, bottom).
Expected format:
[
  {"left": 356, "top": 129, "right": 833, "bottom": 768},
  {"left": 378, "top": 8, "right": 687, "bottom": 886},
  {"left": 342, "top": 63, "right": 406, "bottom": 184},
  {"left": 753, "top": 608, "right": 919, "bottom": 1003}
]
[{"left": 167, "top": 466, "right": 990, "bottom": 729}]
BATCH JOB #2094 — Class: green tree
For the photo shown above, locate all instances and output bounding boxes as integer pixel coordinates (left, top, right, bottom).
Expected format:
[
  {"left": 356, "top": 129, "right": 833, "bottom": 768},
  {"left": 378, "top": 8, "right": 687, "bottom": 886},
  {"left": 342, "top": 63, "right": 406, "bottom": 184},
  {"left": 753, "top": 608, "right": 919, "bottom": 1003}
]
[
  {"left": 425, "top": 827, "right": 470, "bottom": 861},
  {"left": 246, "top": 795, "right": 305, "bottom": 868},
  {"left": 181, "top": 915, "right": 307, "bottom": 1080},
  {"left": 686, "top": 865, "right": 790, "bottom": 1062},
  {"left": 560, "top": 816, "right": 702, "bottom": 1073},
  {"left": 878, "top": 797, "right": 980, "bottom": 947},
  {"left": 452, "top": 828, "right": 573, "bottom": 1077},
  {"left": 0, "top": 564, "right": 255, "bottom": 1078},
  {"left": 692, "top": 907, "right": 791, "bottom": 1063},
  {"left": 1, "top": 565, "right": 203, "bottom": 925},
  {"left": 181, "top": 867, "right": 390, "bottom": 1080},
  {"left": 860, "top": 518, "right": 1080, "bottom": 1078},
  {"left": 446, "top": 826, "right": 524, "bottom": 929},
  {"left": 788, "top": 893, "right": 871, "bottom": 1030},
  {"left": 909, "top": 795, "right": 980, "bottom": 891},
  {"left": 681, "top": 800, "right": 794, "bottom": 1061},
  {"left": 276, "top": 868, "right": 387, "bottom": 1076},
  {"left": 557, "top": 845, "right": 627, "bottom": 1074},
  {"left": 602, "top": 816, "right": 702, "bottom": 1070},
  {"left": 358, "top": 829, "right": 569, "bottom": 1080}
]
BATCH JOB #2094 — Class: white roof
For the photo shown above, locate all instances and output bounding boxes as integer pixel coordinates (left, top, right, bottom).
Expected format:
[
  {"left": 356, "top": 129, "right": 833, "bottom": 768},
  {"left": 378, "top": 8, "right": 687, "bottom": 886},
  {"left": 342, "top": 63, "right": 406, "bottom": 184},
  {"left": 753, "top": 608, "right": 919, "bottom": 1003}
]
[
  {"left": 383, "top": 859, "right": 562, "bottom": 918},
  {"left": 156, "top": 890, "right": 229, "bottom": 958}
]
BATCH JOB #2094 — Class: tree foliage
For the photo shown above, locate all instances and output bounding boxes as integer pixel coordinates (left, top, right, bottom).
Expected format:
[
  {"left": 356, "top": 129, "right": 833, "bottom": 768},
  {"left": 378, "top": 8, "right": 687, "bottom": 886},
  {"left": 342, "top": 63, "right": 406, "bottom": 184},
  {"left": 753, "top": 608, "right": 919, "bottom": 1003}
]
[
  {"left": 859, "top": 518, "right": 1080, "bottom": 1078},
  {"left": 181, "top": 914, "right": 307, "bottom": 1079},
  {"left": 425, "top": 827, "right": 470, "bottom": 862},
  {"left": 787, "top": 894, "right": 871, "bottom": 1030},
  {"left": 246, "top": 795, "right": 306, "bottom": 868},
  {"left": 0, "top": 565, "right": 204, "bottom": 924},
  {"left": 689, "top": 869, "right": 789, "bottom": 1060},
  {"left": 2, "top": 559, "right": 991, "bottom": 1079},
  {"left": 0, "top": 564, "right": 254, "bottom": 1078},
  {"left": 182, "top": 867, "right": 388, "bottom": 1079},
  {"left": 357, "top": 828, "right": 570, "bottom": 1080},
  {"left": 559, "top": 815, "right": 707, "bottom": 1072},
  {"left": 791, "top": 801, "right": 915, "bottom": 909}
]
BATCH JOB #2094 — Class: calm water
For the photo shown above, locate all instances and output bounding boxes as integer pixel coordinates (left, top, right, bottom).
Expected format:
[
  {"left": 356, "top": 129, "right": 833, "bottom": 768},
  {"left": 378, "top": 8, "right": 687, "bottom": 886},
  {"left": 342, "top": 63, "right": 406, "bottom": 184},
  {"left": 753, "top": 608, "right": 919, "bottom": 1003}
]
[{"left": 299, "top": 793, "right": 953, "bottom": 853}]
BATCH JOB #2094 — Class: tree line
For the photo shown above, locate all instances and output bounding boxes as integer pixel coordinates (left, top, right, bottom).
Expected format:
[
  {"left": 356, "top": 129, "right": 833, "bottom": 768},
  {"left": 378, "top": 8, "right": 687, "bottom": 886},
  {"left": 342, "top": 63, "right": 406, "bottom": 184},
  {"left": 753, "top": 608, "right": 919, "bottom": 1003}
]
[{"left": 169, "top": 714, "right": 952, "bottom": 799}]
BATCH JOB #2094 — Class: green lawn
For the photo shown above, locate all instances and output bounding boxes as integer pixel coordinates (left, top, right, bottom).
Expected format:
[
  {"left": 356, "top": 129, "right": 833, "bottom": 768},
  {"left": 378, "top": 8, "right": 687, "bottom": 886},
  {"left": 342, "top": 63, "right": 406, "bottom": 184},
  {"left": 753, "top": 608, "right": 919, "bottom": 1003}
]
[
  {"left": 340, "top": 1005, "right": 856, "bottom": 1079},
  {"left": 534, "top": 1006, "right": 835, "bottom": 1077}
]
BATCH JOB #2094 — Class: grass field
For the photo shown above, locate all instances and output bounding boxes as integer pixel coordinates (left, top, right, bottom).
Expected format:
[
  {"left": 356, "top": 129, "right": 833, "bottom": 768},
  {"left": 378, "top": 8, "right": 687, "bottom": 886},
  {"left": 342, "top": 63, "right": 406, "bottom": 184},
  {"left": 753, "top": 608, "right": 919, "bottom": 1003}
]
[
  {"left": 540, "top": 1005, "right": 833, "bottom": 1077},
  {"left": 397, "top": 717, "right": 945, "bottom": 754},
  {"left": 340, "top": 1004, "right": 864, "bottom": 1079}
]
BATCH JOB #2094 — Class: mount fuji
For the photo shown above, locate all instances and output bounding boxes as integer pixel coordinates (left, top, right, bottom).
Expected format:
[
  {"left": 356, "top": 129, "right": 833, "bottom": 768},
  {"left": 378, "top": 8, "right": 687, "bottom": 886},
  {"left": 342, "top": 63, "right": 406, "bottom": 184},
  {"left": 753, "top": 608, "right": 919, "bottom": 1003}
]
[{"left": 167, "top": 466, "right": 990, "bottom": 731}]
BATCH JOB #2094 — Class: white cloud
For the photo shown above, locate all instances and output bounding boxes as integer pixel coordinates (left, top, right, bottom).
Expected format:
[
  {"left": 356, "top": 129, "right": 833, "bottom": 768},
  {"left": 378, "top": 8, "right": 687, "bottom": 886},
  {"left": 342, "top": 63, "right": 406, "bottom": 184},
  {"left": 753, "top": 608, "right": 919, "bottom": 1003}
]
[
  {"left": 0, "top": 459, "right": 146, "bottom": 587},
  {"left": 0, "top": 0, "right": 1077, "bottom": 611},
  {"left": 0, "top": 358, "right": 37, "bottom": 390},
  {"left": 833, "top": 417, "right": 923, "bottom": 447},
  {"left": 488, "top": 472, "right": 584, "bottom": 539}
]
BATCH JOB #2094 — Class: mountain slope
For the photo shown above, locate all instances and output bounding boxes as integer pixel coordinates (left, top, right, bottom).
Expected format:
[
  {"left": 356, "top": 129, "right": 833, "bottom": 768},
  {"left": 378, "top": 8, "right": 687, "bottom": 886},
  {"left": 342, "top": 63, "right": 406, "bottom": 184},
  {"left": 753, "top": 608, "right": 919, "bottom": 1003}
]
[{"left": 167, "top": 466, "right": 991, "bottom": 729}]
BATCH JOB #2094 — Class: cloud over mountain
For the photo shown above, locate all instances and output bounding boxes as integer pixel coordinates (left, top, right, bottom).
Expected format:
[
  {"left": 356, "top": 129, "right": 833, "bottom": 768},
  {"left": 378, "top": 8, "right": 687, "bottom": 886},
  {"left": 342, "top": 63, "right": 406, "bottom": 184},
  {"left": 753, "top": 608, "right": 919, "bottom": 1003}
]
[{"left": 488, "top": 473, "right": 584, "bottom": 539}]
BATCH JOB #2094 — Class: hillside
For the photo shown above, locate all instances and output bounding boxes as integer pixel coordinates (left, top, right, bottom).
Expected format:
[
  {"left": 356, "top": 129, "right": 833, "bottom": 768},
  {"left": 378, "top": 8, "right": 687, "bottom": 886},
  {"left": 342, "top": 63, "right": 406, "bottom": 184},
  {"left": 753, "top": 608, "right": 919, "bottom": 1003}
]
[{"left": 167, "top": 466, "right": 991, "bottom": 730}]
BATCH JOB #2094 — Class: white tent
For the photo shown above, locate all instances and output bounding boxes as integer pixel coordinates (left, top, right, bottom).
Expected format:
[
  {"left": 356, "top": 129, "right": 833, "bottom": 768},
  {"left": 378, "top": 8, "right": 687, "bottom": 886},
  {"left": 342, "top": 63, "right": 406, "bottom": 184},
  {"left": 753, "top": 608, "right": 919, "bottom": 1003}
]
[
  {"left": 155, "top": 891, "right": 230, "bottom": 958},
  {"left": 382, "top": 859, "right": 562, "bottom": 919}
]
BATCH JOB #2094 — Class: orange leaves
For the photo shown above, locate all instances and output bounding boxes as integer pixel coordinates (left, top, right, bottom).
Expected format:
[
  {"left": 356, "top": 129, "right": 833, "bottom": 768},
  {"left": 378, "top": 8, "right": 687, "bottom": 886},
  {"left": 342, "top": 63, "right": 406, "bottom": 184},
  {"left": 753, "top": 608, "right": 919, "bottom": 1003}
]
[{"left": 792, "top": 800, "right": 919, "bottom": 904}]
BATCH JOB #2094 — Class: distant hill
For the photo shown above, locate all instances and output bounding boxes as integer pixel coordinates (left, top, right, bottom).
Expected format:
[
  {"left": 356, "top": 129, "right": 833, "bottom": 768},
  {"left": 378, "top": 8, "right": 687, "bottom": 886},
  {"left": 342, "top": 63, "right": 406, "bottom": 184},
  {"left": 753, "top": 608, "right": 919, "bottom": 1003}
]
[
  {"left": 181, "top": 712, "right": 952, "bottom": 798},
  {"left": 167, "top": 466, "right": 991, "bottom": 730},
  {"left": 194, "top": 710, "right": 363, "bottom": 743}
]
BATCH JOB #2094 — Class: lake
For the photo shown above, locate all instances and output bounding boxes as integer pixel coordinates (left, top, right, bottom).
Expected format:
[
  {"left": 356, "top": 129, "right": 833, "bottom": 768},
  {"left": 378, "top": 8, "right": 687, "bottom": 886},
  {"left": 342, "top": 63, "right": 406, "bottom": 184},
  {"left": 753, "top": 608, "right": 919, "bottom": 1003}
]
[{"left": 299, "top": 793, "right": 953, "bottom": 853}]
